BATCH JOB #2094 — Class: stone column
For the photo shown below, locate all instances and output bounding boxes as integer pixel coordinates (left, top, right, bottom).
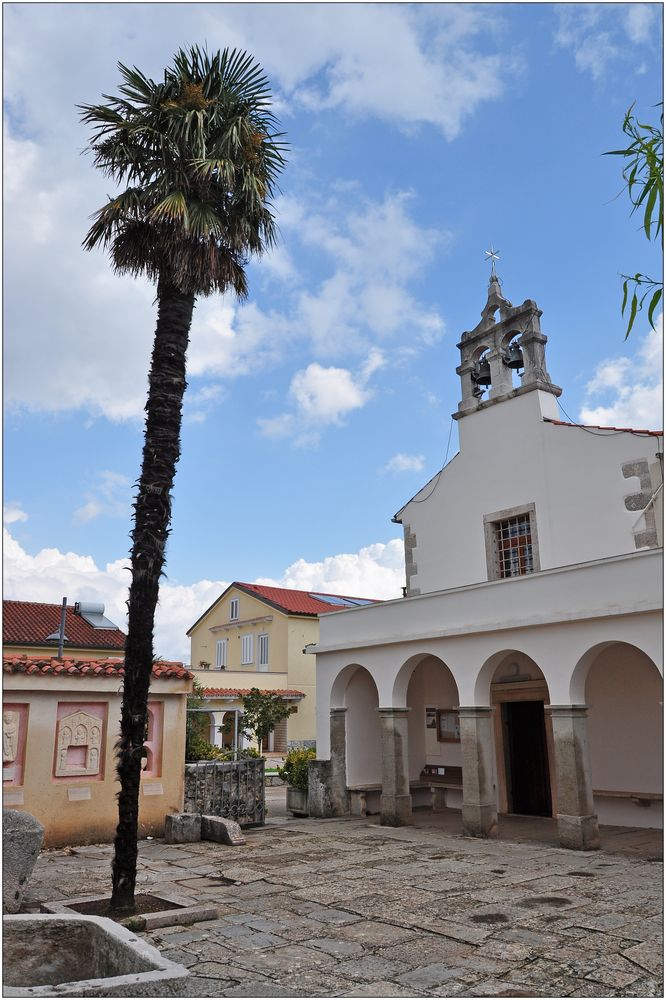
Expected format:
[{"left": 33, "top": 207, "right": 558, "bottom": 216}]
[
  {"left": 545, "top": 705, "right": 600, "bottom": 851},
  {"left": 379, "top": 708, "right": 412, "bottom": 826},
  {"left": 488, "top": 348, "right": 513, "bottom": 399},
  {"left": 456, "top": 361, "right": 478, "bottom": 415},
  {"left": 329, "top": 708, "right": 349, "bottom": 816},
  {"left": 459, "top": 706, "right": 498, "bottom": 838}
]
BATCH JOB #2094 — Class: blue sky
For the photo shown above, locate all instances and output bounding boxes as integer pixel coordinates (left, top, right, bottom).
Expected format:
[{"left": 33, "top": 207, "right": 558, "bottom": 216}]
[{"left": 4, "top": 3, "right": 663, "bottom": 660}]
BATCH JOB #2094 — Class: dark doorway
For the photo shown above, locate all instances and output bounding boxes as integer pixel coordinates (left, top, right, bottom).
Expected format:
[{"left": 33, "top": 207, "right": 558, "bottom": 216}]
[{"left": 502, "top": 701, "right": 552, "bottom": 816}]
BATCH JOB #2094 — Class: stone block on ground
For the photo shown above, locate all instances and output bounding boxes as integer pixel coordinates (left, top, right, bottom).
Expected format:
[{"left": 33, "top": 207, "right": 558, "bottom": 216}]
[
  {"left": 201, "top": 815, "right": 245, "bottom": 846},
  {"left": 3, "top": 913, "right": 189, "bottom": 996},
  {"left": 164, "top": 813, "right": 201, "bottom": 844},
  {"left": 3, "top": 808, "right": 44, "bottom": 914}
]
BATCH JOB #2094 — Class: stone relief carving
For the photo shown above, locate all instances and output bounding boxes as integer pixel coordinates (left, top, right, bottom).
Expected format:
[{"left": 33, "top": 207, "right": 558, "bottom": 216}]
[
  {"left": 55, "top": 710, "right": 103, "bottom": 777},
  {"left": 3, "top": 711, "right": 19, "bottom": 764}
]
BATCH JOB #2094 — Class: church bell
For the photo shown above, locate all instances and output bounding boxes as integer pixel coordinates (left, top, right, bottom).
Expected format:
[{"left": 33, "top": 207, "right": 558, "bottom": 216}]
[
  {"left": 471, "top": 359, "right": 492, "bottom": 385},
  {"left": 503, "top": 342, "right": 524, "bottom": 370}
]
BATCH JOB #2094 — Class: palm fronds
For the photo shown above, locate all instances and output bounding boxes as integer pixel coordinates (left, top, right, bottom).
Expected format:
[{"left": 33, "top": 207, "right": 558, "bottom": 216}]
[{"left": 80, "top": 44, "right": 287, "bottom": 296}]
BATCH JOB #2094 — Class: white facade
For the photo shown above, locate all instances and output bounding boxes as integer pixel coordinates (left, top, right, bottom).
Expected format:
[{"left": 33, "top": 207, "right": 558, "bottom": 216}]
[{"left": 313, "top": 276, "right": 663, "bottom": 847}]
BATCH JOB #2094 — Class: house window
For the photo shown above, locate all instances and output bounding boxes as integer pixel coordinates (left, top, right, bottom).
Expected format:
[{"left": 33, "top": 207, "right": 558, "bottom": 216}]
[
  {"left": 258, "top": 634, "right": 269, "bottom": 671},
  {"left": 241, "top": 633, "right": 254, "bottom": 665},
  {"left": 215, "top": 639, "right": 227, "bottom": 670},
  {"left": 230, "top": 598, "right": 239, "bottom": 621},
  {"left": 484, "top": 503, "right": 540, "bottom": 581}
]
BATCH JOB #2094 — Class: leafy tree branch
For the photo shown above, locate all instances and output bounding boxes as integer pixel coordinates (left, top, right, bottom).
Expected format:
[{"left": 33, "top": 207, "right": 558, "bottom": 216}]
[{"left": 605, "top": 102, "right": 663, "bottom": 338}]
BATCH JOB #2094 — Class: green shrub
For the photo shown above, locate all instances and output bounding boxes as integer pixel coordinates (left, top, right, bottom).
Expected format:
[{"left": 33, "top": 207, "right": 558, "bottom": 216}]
[
  {"left": 278, "top": 747, "right": 316, "bottom": 792},
  {"left": 217, "top": 747, "right": 262, "bottom": 762},
  {"left": 185, "top": 734, "right": 223, "bottom": 762}
]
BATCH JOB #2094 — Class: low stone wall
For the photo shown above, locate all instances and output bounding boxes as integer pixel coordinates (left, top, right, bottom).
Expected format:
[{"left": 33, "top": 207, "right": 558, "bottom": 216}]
[
  {"left": 183, "top": 760, "right": 265, "bottom": 827},
  {"left": 287, "top": 739, "right": 316, "bottom": 751},
  {"left": 265, "top": 774, "right": 285, "bottom": 787}
]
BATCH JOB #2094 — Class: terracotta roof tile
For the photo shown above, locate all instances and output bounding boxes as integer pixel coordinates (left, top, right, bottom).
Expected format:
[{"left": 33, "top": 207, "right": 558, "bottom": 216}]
[
  {"left": 203, "top": 687, "right": 304, "bottom": 698},
  {"left": 3, "top": 654, "right": 192, "bottom": 681},
  {"left": 3, "top": 600, "right": 126, "bottom": 650},
  {"left": 187, "top": 582, "right": 381, "bottom": 635},
  {"left": 544, "top": 418, "right": 663, "bottom": 437},
  {"left": 234, "top": 583, "right": 379, "bottom": 617}
]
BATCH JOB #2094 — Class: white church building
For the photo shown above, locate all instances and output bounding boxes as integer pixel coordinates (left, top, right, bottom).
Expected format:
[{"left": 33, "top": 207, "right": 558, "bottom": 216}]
[{"left": 311, "top": 272, "right": 663, "bottom": 850}]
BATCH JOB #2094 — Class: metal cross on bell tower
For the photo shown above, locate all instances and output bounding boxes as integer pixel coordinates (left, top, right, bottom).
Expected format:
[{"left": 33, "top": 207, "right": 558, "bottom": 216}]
[{"left": 484, "top": 245, "right": 501, "bottom": 280}]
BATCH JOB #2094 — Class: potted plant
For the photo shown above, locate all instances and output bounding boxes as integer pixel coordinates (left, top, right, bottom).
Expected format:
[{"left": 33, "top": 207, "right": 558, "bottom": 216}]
[{"left": 278, "top": 747, "right": 316, "bottom": 816}]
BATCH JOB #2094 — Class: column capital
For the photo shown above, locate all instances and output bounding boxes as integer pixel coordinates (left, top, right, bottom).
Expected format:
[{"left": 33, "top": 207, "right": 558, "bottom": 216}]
[
  {"left": 457, "top": 705, "right": 494, "bottom": 718},
  {"left": 330, "top": 707, "right": 348, "bottom": 716},
  {"left": 378, "top": 706, "right": 411, "bottom": 718}
]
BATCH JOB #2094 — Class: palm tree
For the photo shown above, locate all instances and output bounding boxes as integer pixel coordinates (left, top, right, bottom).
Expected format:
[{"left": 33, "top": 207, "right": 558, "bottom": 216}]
[{"left": 80, "top": 46, "right": 286, "bottom": 912}]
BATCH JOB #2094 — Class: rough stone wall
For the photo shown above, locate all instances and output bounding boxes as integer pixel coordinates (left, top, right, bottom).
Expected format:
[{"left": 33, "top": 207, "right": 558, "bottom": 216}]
[
  {"left": 183, "top": 760, "right": 265, "bottom": 827},
  {"left": 622, "top": 459, "right": 659, "bottom": 549},
  {"left": 403, "top": 523, "right": 420, "bottom": 596},
  {"left": 308, "top": 760, "right": 334, "bottom": 818},
  {"left": 288, "top": 739, "right": 316, "bottom": 751}
]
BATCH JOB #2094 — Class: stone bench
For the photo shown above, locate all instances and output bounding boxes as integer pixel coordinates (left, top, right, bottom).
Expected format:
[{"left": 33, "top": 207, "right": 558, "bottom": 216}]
[
  {"left": 348, "top": 772, "right": 464, "bottom": 817},
  {"left": 594, "top": 789, "right": 663, "bottom": 807}
]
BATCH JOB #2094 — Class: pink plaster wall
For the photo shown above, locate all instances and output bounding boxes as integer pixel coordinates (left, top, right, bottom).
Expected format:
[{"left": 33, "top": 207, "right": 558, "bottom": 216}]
[
  {"left": 3, "top": 703, "right": 29, "bottom": 786},
  {"left": 143, "top": 701, "right": 163, "bottom": 777}
]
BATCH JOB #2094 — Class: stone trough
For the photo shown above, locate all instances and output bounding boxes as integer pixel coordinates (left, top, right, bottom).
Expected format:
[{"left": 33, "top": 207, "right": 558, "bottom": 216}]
[{"left": 3, "top": 913, "right": 189, "bottom": 997}]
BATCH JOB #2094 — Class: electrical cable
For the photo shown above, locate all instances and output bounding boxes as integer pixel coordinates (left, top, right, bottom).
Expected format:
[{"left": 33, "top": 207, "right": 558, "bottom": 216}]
[{"left": 409, "top": 416, "right": 456, "bottom": 506}]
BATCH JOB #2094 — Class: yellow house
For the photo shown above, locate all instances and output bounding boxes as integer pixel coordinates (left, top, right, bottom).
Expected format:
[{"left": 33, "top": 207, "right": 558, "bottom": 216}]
[
  {"left": 3, "top": 654, "right": 192, "bottom": 848},
  {"left": 3, "top": 599, "right": 126, "bottom": 660},
  {"left": 187, "top": 583, "right": 377, "bottom": 753}
]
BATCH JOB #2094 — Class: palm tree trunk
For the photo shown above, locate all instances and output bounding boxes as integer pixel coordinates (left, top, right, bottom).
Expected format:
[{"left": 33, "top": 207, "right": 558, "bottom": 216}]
[{"left": 111, "top": 279, "right": 194, "bottom": 911}]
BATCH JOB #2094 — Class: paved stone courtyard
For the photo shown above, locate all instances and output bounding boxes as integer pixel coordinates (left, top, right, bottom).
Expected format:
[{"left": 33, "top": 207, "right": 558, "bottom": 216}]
[{"left": 22, "top": 796, "right": 663, "bottom": 998}]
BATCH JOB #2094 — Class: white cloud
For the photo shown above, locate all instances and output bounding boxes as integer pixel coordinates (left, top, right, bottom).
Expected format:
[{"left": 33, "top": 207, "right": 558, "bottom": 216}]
[
  {"left": 555, "top": 4, "right": 659, "bottom": 79},
  {"left": 579, "top": 317, "right": 663, "bottom": 429},
  {"left": 256, "top": 413, "right": 296, "bottom": 440},
  {"left": 3, "top": 525, "right": 404, "bottom": 660},
  {"left": 73, "top": 471, "right": 131, "bottom": 524},
  {"left": 3, "top": 504, "right": 29, "bottom": 526},
  {"left": 274, "top": 4, "right": 515, "bottom": 140},
  {"left": 260, "top": 349, "right": 386, "bottom": 446},
  {"left": 2, "top": 525, "right": 227, "bottom": 663},
  {"left": 5, "top": 5, "right": 517, "bottom": 143},
  {"left": 624, "top": 4, "right": 658, "bottom": 45},
  {"left": 382, "top": 453, "right": 426, "bottom": 474},
  {"left": 291, "top": 364, "right": 370, "bottom": 424},
  {"left": 4, "top": 4, "right": 504, "bottom": 424},
  {"left": 255, "top": 539, "right": 405, "bottom": 601}
]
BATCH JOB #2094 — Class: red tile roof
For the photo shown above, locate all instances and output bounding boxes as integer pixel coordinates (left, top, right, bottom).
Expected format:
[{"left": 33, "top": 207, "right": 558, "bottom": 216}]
[
  {"left": 544, "top": 418, "right": 663, "bottom": 437},
  {"left": 188, "top": 582, "right": 380, "bottom": 634},
  {"left": 203, "top": 687, "right": 304, "bottom": 699},
  {"left": 3, "top": 654, "right": 192, "bottom": 680},
  {"left": 235, "top": 582, "right": 378, "bottom": 617},
  {"left": 3, "top": 600, "right": 126, "bottom": 651}
]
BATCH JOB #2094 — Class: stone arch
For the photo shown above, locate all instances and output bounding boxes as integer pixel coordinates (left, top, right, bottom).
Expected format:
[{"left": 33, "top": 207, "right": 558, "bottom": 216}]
[
  {"left": 570, "top": 639, "right": 662, "bottom": 703},
  {"left": 330, "top": 662, "right": 367, "bottom": 709},
  {"left": 574, "top": 641, "right": 662, "bottom": 828},
  {"left": 393, "top": 652, "right": 439, "bottom": 706},
  {"left": 472, "top": 344, "right": 492, "bottom": 363},
  {"left": 475, "top": 647, "right": 547, "bottom": 705},
  {"left": 402, "top": 654, "right": 461, "bottom": 784},
  {"left": 339, "top": 665, "right": 382, "bottom": 788},
  {"left": 478, "top": 649, "right": 554, "bottom": 817}
]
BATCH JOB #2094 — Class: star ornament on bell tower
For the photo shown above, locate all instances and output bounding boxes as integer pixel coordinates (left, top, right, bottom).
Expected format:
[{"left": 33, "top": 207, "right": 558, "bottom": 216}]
[{"left": 484, "top": 245, "right": 501, "bottom": 279}]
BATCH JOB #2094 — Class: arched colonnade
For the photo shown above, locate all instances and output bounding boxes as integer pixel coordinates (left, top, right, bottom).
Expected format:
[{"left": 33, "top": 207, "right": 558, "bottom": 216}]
[{"left": 316, "top": 627, "right": 662, "bottom": 850}]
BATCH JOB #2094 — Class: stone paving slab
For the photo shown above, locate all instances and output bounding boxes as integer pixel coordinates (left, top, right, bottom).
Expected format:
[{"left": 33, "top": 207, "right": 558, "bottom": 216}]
[{"left": 21, "top": 812, "right": 663, "bottom": 997}]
